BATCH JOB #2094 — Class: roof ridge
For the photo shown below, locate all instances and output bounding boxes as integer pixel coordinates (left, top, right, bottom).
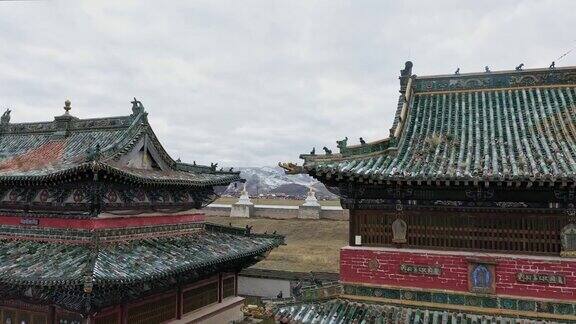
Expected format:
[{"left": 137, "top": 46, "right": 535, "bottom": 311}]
[
  {"left": 5, "top": 114, "right": 133, "bottom": 126},
  {"left": 0, "top": 98, "right": 146, "bottom": 135},
  {"left": 413, "top": 65, "right": 576, "bottom": 94},
  {"left": 416, "top": 65, "right": 576, "bottom": 80},
  {"left": 0, "top": 115, "right": 135, "bottom": 135}
]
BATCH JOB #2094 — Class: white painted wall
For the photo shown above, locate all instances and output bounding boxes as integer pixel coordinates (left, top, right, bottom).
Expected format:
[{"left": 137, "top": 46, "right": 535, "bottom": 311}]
[
  {"left": 202, "top": 205, "right": 349, "bottom": 220},
  {"left": 238, "top": 276, "right": 291, "bottom": 298},
  {"left": 169, "top": 297, "right": 244, "bottom": 324}
]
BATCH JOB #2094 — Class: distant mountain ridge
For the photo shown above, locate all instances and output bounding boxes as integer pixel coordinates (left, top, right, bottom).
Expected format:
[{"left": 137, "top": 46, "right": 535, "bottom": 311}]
[{"left": 218, "top": 166, "right": 339, "bottom": 199}]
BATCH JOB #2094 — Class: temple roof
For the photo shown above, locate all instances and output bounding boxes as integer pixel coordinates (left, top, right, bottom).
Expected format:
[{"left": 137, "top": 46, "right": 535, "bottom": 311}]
[
  {"left": 0, "top": 220, "right": 283, "bottom": 314},
  {"left": 0, "top": 99, "right": 240, "bottom": 186},
  {"left": 0, "top": 222, "right": 282, "bottom": 286},
  {"left": 274, "top": 299, "right": 562, "bottom": 323},
  {"left": 298, "top": 64, "right": 576, "bottom": 184}
]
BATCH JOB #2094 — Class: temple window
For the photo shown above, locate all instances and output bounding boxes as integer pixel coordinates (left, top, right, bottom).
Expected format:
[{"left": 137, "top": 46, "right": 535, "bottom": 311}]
[
  {"left": 0, "top": 307, "right": 47, "bottom": 324},
  {"left": 182, "top": 281, "right": 219, "bottom": 314},
  {"left": 94, "top": 312, "right": 120, "bottom": 324},
  {"left": 126, "top": 294, "right": 177, "bottom": 324},
  {"left": 222, "top": 276, "right": 236, "bottom": 299}
]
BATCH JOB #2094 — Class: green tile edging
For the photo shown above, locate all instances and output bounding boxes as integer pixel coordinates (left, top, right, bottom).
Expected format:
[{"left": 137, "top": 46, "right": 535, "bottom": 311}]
[{"left": 343, "top": 284, "right": 576, "bottom": 316}]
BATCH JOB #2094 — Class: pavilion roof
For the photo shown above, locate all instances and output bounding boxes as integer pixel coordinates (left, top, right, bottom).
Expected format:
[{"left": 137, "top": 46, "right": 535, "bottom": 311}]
[
  {"left": 0, "top": 222, "right": 283, "bottom": 313},
  {"left": 0, "top": 222, "right": 282, "bottom": 286},
  {"left": 274, "top": 299, "right": 565, "bottom": 323},
  {"left": 299, "top": 64, "right": 576, "bottom": 185},
  {"left": 0, "top": 100, "right": 240, "bottom": 186}
]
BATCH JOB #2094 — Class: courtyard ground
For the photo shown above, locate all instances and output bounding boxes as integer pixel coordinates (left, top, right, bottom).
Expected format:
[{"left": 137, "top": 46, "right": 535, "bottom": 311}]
[{"left": 206, "top": 216, "right": 348, "bottom": 272}]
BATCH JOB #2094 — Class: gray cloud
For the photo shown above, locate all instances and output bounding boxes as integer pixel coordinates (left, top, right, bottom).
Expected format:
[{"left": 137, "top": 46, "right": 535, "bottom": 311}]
[{"left": 0, "top": 0, "right": 575, "bottom": 166}]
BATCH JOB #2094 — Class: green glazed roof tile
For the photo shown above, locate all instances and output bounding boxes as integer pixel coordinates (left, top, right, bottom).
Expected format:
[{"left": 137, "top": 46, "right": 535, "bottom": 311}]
[
  {"left": 274, "top": 299, "right": 563, "bottom": 323},
  {"left": 0, "top": 223, "right": 282, "bottom": 286},
  {"left": 0, "top": 109, "right": 240, "bottom": 186},
  {"left": 303, "top": 70, "right": 576, "bottom": 183}
]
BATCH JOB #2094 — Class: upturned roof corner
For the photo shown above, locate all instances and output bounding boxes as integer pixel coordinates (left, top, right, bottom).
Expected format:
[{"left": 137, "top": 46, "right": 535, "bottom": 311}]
[{"left": 298, "top": 62, "right": 576, "bottom": 186}]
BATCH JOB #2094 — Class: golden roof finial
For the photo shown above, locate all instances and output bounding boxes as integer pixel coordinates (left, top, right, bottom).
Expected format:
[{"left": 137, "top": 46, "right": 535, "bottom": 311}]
[{"left": 64, "top": 99, "right": 71, "bottom": 114}]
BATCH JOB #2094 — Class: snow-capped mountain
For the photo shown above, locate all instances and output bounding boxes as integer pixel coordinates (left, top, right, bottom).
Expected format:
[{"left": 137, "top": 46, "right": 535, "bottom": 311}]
[{"left": 218, "top": 166, "right": 338, "bottom": 199}]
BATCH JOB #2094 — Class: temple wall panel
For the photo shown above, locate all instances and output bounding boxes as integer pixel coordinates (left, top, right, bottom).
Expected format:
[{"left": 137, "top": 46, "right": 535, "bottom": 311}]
[{"left": 341, "top": 247, "right": 576, "bottom": 301}]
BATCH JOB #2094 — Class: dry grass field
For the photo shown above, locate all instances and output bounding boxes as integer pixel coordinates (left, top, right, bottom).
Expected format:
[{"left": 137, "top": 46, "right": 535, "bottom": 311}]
[
  {"left": 214, "top": 197, "right": 341, "bottom": 207},
  {"left": 206, "top": 216, "right": 348, "bottom": 272}
]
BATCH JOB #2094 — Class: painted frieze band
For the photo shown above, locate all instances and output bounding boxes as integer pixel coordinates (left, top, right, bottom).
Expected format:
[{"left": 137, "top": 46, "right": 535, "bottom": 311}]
[
  {"left": 517, "top": 273, "right": 566, "bottom": 285},
  {"left": 413, "top": 69, "right": 576, "bottom": 93},
  {"left": 399, "top": 264, "right": 441, "bottom": 276},
  {"left": 342, "top": 284, "right": 576, "bottom": 317}
]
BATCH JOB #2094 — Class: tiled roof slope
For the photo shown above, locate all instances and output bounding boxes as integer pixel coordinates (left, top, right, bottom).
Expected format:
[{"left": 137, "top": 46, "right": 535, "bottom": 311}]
[
  {"left": 0, "top": 223, "right": 282, "bottom": 286},
  {"left": 0, "top": 101, "right": 240, "bottom": 186},
  {"left": 301, "top": 64, "right": 576, "bottom": 183},
  {"left": 274, "top": 299, "right": 563, "bottom": 323}
]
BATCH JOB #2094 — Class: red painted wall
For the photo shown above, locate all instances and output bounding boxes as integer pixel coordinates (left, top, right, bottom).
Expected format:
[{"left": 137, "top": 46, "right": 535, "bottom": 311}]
[
  {"left": 340, "top": 247, "right": 576, "bottom": 301},
  {"left": 0, "top": 213, "right": 205, "bottom": 229}
]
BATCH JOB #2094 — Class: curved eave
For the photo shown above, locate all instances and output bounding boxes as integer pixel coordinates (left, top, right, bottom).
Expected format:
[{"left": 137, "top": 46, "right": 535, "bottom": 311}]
[
  {"left": 0, "top": 278, "right": 82, "bottom": 287},
  {"left": 0, "top": 242, "right": 279, "bottom": 287},
  {"left": 92, "top": 225, "right": 284, "bottom": 285},
  {"left": 0, "top": 226, "right": 283, "bottom": 287},
  {"left": 101, "top": 164, "right": 242, "bottom": 187},
  {"left": 94, "top": 240, "right": 282, "bottom": 286},
  {"left": 302, "top": 147, "right": 398, "bottom": 165},
  {"left": 0, "top": 163, "right": 93, "bottom": 184},
  {"left": 0, "top": 162, "right": 241, "bottom": 187},
  {"left": 309, "top": 163, "right": 576, "bottom": 186}
]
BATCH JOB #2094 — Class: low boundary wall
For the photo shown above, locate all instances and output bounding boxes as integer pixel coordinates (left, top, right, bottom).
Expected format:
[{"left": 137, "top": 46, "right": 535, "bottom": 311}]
[{"left": 201, "top": 204, "right": 349, "bottom": 220}]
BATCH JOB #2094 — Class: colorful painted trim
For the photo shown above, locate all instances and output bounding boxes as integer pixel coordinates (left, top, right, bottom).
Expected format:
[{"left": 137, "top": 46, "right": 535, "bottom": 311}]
[
  {"left": 343, "top": 283, "right": 576, "bottom": 317},
  {"left": 413, "top": 66, "right": 576, "bottom": 93}
]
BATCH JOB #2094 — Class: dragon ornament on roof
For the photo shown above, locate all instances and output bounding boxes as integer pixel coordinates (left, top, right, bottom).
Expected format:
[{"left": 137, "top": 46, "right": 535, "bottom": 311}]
[{"left": 278, "top": 162, "right": 304, "bottom": 175}]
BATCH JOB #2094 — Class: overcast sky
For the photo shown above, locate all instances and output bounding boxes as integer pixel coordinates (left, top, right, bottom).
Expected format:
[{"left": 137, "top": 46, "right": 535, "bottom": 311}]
[{"left": 1, "top": 1, "right": 576, "bottom": 167}]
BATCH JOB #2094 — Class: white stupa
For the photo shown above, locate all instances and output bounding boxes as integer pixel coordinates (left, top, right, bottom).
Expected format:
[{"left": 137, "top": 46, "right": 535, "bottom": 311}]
[
  {"left": 302, "top": 187, "right": 321, "bottom": 207},
  {"left": 230, "top": 184, "right": 254, "bottom": 218},
  {"left": 299, "top": 187, "right": 321, "bottom": 219},
  {"left": 237, "top": 184, "right": 253, "bottom": 205}
]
